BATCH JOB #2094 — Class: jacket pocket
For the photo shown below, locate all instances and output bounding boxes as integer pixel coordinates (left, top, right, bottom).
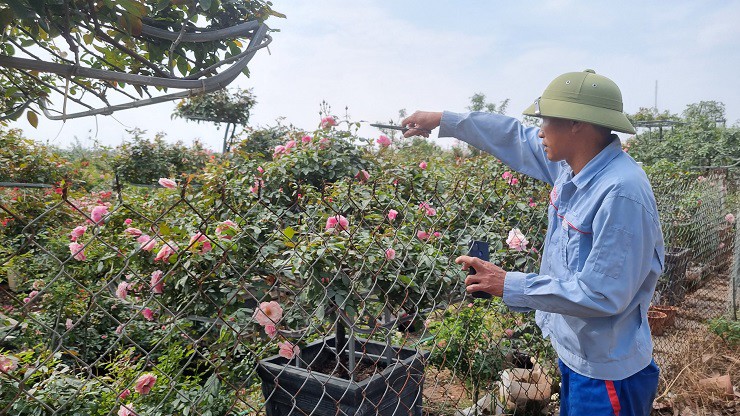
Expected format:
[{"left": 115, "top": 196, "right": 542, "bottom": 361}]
[{"left": 593, "top": 225, "right": 633, "bottom": 278}]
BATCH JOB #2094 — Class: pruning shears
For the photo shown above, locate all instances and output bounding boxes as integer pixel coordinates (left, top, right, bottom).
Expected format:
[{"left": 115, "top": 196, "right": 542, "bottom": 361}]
[{"left": 369, "top": 123, "right": 431, "bottom": 135}]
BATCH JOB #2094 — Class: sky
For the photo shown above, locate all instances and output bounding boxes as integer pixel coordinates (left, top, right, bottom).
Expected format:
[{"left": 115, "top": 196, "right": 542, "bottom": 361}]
[{"left": 8, "top": 0, "right": 740, "bottom": 150}]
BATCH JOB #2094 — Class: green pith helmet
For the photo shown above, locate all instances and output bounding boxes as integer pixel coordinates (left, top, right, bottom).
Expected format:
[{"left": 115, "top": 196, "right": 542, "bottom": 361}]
[{"left": 522, "top": 69, "right": 636, "bottom": 134}]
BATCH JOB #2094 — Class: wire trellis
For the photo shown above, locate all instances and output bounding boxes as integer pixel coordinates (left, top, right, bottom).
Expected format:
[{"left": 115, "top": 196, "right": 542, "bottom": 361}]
[{"left": 0, "top": 161, "right": 736, "bottom": 415}]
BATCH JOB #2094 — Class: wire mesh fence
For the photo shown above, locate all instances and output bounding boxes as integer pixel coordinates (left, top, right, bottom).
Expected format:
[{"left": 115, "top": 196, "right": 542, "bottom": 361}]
[{"left": 0, "top": 153, "right": 737, "bottom": 415}]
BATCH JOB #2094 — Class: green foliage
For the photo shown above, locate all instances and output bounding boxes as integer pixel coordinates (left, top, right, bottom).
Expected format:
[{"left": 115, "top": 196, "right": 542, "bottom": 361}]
[
  {"left": 173, "top": 88, "right": 256, "bottom": 126},
  {"left": 708, "top": 316, "right": 740, "bottom": 346},
  {"left": 426, "top": 300, "right": 507, "bottom": 391},
  {"left": 626, "top": 101, "right": 740, "bottom": 167},
  {"left": 1, "top": 0, "right": 284, "bottom": 124},
  {"left": 112, "top": 129, "right": 212, "bottom": 184},
  {"left": 233, "top": 124, "right": 288, "bottom": 158},
  {"left": 0, "top": 127, "right": 69, "bottom": 184}
]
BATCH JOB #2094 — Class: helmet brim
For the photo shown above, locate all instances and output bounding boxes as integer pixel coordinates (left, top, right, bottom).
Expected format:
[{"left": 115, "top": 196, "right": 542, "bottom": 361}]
[{"left": 523, "top": 97, "right": 636, "bottom": 134}]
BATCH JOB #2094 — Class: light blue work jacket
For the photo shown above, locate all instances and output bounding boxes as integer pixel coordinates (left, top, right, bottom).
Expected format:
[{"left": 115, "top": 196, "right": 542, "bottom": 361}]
[{"left": 440, "top": 111, "right": 665, "bottom": 380}]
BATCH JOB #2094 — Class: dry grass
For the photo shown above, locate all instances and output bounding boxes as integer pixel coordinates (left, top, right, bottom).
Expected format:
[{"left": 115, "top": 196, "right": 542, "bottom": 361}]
[{"left": 652, "top": 272, "right": 739, "bottom": 415}]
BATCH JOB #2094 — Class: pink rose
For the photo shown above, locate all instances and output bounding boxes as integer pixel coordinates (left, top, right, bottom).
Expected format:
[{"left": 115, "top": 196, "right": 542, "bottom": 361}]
[
  {"left": 158, "top": 178, "right": 177, "bottom": 189},
  {"left": 506, "top": 228, "right": 529, "bottom": 251},
  {"left": 419, "top": 161, "right": 427, "bottom": 169},
  {"left": 301, "top": 135, "right": 312, "bottom": 143},
  {"left": 215, "top": 220, "right": 239, "bottom": 240},
  {"left": 118, "top": 389, "right": 131, "bottom": 400},
  {"left": 115, "top": 324, "right": 124, "bottom": 334},
  {"left": 150, "top": 270, "right": 164, "bottom": 294},
  {"left": 318, "top": 137, "right": 330, "bottom": 147},
  {"left": 419, "top": 202, "right": 436, "bottom": 216},
  {"left": 278, "top": 341, "right": 300, "bottom": 360},
  {"left": 433, "top": 231, "right": 442, "bottom": 238},
  {"left": 285, "top": 140, "right": 297, "bottom": 150},
  {"left": 257, "top": 166, "right": 264, "bottom": 174},
  {"left": 504, "top": 329, "right": 514, "bottom": 338},
  {"left": 23, "top": 291, "right": 37, "bottom": 304},
  {"left": 387, "top": 209, "right": 398, "bottom": 221},
  {"left": 117, "top": 404, "right": 135, "bottom": 416},
  {"left": 320, "top": 116, "right": 337, "bottom": 129},
  {"left": 141, "top": 308, "right": 154, "bottom": 321},
  {"left": 354, "top": 170, "right": 370, "bottom": 182},
  {"left": 69, "top": 242, "right": 86, "bottom": 261},
  {"left": 189, "top": 232, "right": 212, "bottom": 253},
  {"left": 250, "top": 179, "right": 264, "bottom": 194},
  {"left": 134, "top": 373, "right": 157, "bottom": 395},
  {"left": 528, "top": 197, "right": 537, "bottom": 208},
  {"left": 66, "top": 318, "right": 73, "bottom": 330},
  {"left": 325, "top": 215, "right": 349, "bottom": 232},
  {"left": 124, "top": 227, "right": 143, "bottom": 237},
  {"left": 417, "top": 230, "right": 429, "bottom": 240},
  {"left": 502, "top": 171, "right": 512, "bottom": 180},
  {"left": 0, "top": 355, "right": 16, "bottom": 373},
  {"left": 726, "top": 213, "right": 735, "bottom": 223},
  {"left": 90, "top": 205, "right": 108, "bottom": 224},
  {"left": 137, "top": 235, "right": 156, "bottom": 251},
  {"left": 116, "top": 282, "right": 130, "bottom": 300},
  {"left": 377, "top": 135, "right": 391, "bottom": 147},
  {"left": 70, "top": 225, "right": 86, "bottom": 241},
  {"left": 264, "top": 324, "right": 278, "bottom": 338},
  {"left": 273, "top": 145, "right": 286, "bottom": 158},
  {"left": 124, "top": 218, "right": 133, "bottom": 225},
  {"left": 253, "top": 301, "right": 283, "bottom": 326},
  {"left": 154, "top": 243, "right": 176, "bottom": 262},
  {"left": 385, "top": 248, "right": 396, "bottom": 260}
]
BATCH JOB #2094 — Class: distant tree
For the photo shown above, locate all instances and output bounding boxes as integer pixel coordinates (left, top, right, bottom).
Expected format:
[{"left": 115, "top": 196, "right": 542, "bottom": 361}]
[
  {"left": 172, "top": 88, "right": 256, "bottom": 153},
  {"left": 626, "top": 101, "right": 739, "bottom": 167}
]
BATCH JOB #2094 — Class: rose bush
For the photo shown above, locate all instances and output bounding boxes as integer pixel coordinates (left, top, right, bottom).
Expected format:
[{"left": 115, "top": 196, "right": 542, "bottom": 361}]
[{"left": 0, "top": 116, "right": 552, "bottom": 414}]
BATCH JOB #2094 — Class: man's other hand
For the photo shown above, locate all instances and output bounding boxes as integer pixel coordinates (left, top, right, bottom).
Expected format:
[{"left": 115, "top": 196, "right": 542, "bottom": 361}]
[{"left": 455, "top": 255, "right": 507, "bottom": 298}]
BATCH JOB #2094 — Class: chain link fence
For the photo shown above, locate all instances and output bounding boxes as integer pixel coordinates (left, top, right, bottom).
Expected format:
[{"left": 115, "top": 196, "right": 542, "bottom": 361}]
[{"left": 1, "top": 156, "right": 737, "bottom": 415}]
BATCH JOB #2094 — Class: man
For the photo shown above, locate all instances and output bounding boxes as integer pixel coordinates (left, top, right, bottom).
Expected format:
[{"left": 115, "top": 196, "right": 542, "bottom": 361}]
[{"left": 402, "top": 70, "right": 664, "bottom": 415}]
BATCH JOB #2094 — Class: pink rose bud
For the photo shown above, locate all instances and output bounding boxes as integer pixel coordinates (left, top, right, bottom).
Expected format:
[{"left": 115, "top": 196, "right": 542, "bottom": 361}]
[
  {"left": 278, "top": 341, "right": 300, "bottom": 360},
  {"left": 90, "top": 205, "right": 108, "bottom": 224},
  {"left": 320, "top": 116, "right": 337, "bottom": 128},
  {"left": 301, "top": 135, "right": 312, "bottom": 143},
  {"left": 419, "top": 161, "right": 427, "bottom": 169},
  {"left": 377, "top": 135, "right": 391, "bottom": 147},
  {"left": 134, "top": 373, "right": 157, "bottom": 395},
  {"left": 141, "top": 308, "right": 154, "bottom": 321},
  {"left": 70, "top": 225, "right": 87, "bottom": 241},
  {"left": 385, "top": 248, "right": 396, "bottom": 260},
  {"left": 124, "top": 218, "right": 133, "bottom": 225},
  {"left": 387, "top": 209, "right": 398, "bottom": 221},
  {"left": 265, "top": 324, "right": 278, "bottom": 338}
]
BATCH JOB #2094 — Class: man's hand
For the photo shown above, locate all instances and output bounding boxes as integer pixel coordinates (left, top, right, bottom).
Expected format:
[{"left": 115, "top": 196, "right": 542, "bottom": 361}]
[
  {"left": 401, "top": 111, "right": 443, "bottom": 138},
  {"left": 455, "top": 255, "right": 507, "bottom": 298}
]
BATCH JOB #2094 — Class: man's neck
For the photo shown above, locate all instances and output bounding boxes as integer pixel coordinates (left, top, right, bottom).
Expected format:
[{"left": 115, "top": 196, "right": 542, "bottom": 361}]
[{"left": 569, "top": 135, "right": 614, "bottom": 175}]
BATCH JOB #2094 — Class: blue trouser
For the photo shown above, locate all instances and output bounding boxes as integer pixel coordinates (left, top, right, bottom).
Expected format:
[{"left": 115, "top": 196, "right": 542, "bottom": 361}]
[{"left": 558, "top": 359, "right": 660, "bottom": 416}]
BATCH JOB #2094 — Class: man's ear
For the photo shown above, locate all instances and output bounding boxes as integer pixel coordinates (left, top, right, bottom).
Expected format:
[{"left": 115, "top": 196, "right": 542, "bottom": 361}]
[{"left": 570, "top": 120, "right": 584, "bottom": 133}]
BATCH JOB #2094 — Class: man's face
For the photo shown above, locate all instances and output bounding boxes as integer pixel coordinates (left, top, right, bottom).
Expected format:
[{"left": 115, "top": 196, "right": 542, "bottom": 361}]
[{"left": 538, "top": 117, "right": 573, "bottom": 162}]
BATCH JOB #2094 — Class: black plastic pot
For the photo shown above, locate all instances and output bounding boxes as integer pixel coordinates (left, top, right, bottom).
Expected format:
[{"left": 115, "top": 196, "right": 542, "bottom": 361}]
[
  {"left": 257, "top": 336, "right": 428, "bottom": 416},
  {"left": 658, "top": 247, "right": 691, "bottom": 305}
]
